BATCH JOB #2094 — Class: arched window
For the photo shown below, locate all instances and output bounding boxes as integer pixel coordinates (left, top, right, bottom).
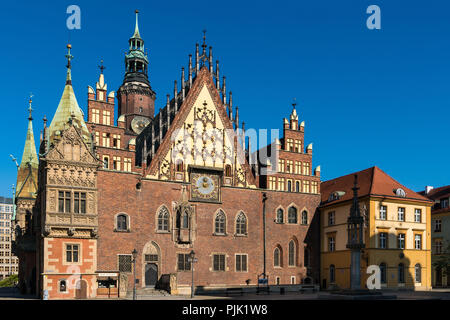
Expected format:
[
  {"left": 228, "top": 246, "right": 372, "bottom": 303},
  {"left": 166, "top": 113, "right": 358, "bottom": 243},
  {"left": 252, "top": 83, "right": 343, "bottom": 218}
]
[
  {"left": 274, "top": 247, "right": 281, "bottom": 267},
  {"left": 301, "top": 210, "right": 308, "bottom": 225},
  {"left": 276, "top": 208, "right": 284, "bottom": 224},
  {"left": 415, "top": 264, "right": 421, "bottom": 283},
  {"left": 116, "top": 214, "right": 128, "bottom": 231},
  {"left": 288, "top": 207, "right": 298, "bottom": 224},
  {"left": 215, "top": 210, "right": 226, "bottom": 234},
  {"left": 236, "top": 212, "right": 247, "bottom": 235},
  {"left": 287, "top": 180, "right": 292, "bottom": 192},
  {"left": 295, "top": 181, "right": 300, "bottom": 192},
  {"left": 225, "top": 165, "right": 232, "bottom": 177},
  {"left": 182, "top": 210, "right": 189, "bottom": 229},
  {"left": 329, "top": 265, "right": 335, "bottom": 283},
  {"left": 380, "top": 263, "right": 387, "bottom": 284},
  {"left": 288, "top": 240, "right": 296, "bottom": 266},
  {"left": 157, "top": 207, "right": 170, "bottom": 231},
  {"left": 398, "top": 263, "right": 405, "bottom": 283},
  {"left": 176, "top": 160, "right": 184, "bottom": 172}
]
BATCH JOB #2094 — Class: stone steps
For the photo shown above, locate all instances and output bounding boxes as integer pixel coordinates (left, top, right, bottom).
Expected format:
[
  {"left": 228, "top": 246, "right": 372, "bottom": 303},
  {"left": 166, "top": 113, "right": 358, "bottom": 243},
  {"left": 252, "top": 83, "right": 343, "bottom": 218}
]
[{"left": 126, "top": 287, "right": 169, "bottom": 298}]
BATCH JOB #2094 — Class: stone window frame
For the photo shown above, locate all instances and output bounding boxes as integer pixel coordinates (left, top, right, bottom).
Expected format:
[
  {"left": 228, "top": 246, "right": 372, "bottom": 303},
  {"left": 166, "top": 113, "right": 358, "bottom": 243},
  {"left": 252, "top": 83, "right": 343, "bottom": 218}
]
[
  {"left": 234, "top": 211, "right": 248, "bottom": 236},
  {"left": 414, "top": 208, "right": 422, "bottom": 223},
  {"left": 58, "top": 279, "right": 69, "bottom": 294},
  {"left": 213, "top": 209, "right": 227, "bottom": 236},
  {"left": 177, "top": 252, "right": 192, "bottom": 272},
  {"left": 114, "top": 212, "right": 130, "bottom": 233},
  {"left": 211, "top": 253, "right": 227, "bottom": 272},
  {"left": 290, "top": 276, "right": 296, "bottom": 284},
  {"left": 102, "top": 155, "right": 110, "bottom": 169},
  {"left": 235, "top": 253, "right": 248, "bottom": 272},
  {"left": 288, "top": 239, "right": 297, "bottom": 267},
  {"left": 301, "top": 209, "right": 309, "bottom": 225},
  {"left": 397, "top": 232, "right": 406, "bottom": 249},
  {"left": 155, "top": 205, "right": 171, "bottom": 233},
  {"left": 379, "top": 204, "right": 387, "bottom": 220},
  {"left": 275, "top": 206, "right": 284, "bottom": 224},
  {"left": 287, "top": 179, "right": 293, "bottom": 192},
  {"left": 287, "top": 204, "right": 299, "bottom": 224},
  {"left": 273, "top": 245, "right": 283, "bottom": 268},
  {"left": 414, "top": 232, "right": 422, "bottom": 250},
  {"left": 62, "top": 242, "right": 82, "bottom": 266},
  {"left": 397, "top": 207, "right": 405, "bottom": 222}
]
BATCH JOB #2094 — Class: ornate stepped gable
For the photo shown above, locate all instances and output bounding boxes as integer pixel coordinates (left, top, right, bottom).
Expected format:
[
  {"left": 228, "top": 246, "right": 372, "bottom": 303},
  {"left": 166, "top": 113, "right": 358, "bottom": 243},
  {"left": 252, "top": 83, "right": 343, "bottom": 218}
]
[
  {"left": 136, "top": 34, "right": 255, "bottom": 187},
  {"left": 138, "top": 67, "right": 255, "bottom": 187}
]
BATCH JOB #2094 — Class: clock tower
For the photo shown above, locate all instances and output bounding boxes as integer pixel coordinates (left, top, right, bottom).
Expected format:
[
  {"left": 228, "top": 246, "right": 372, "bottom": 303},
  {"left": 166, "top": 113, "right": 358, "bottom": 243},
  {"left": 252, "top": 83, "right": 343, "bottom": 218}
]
[{"left": 117, "top": 10, "right": 156, "bottom": 134}]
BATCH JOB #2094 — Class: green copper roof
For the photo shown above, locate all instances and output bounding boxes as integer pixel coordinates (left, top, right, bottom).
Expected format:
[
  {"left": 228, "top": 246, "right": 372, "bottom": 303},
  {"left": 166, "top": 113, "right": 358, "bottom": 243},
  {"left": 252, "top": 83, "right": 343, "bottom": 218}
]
[
  {"left": 20, "top": 112, "right": 38, "bottom": 169},
  {"left": 16, "top": 102, "right": 38, "bottom": 199},
  {"left": 48, "top": 68, "right": 91, "bottom": 144}
]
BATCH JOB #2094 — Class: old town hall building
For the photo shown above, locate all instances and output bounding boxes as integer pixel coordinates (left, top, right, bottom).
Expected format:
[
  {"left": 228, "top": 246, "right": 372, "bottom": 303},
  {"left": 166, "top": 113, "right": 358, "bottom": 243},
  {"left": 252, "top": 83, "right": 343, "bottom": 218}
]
[{"left": 13, "top": 12, "right": 321, "bottom": 299}]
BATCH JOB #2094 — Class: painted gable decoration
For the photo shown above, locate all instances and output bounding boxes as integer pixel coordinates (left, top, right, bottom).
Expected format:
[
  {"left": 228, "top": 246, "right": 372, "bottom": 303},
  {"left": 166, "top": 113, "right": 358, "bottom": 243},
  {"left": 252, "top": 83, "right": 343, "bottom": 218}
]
[{"left": 145, "top": 67, "right": 255, "bottom": 188}]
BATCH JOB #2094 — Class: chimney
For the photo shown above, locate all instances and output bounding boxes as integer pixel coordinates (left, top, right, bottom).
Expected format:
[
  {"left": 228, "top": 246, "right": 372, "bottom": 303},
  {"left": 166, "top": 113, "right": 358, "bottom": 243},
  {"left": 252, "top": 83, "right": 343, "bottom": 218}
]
[{"left": 425, "top": 186, "right": 434, "bottom": 194}]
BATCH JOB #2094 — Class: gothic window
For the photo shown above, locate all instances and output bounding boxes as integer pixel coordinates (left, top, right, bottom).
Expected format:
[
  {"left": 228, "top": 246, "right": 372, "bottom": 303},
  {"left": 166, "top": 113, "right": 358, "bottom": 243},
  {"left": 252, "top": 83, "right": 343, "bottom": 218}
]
[
  {"left": 274, "top": 247, "right": 281, "bottom": 267},
  {"left": 295, "top": 181, "right": 300, "bottom": 192},
  {"left": 116, "top": 214, "right": 128, "bottom": 231},
  {"left": 235, "top": 212, "right": 247, "bottom": 235},
  {"left": 92, "top": 109, "right": 100, "bottom": 123},
  {"left": 288, "top": 240, "right": 296, "bottom": 266},
  {"left": 215, "top": 210, "right": 226, "bottom": 235},
  {"left": 301, "top": 210, "right": 308, "bottom": 225},
  {"left": 182, "top": 211, "right": 189, "bottom": 229},
  {"left": 303, "top": 180, "right": 310, "bottom": 193},
  {"left": 311, "top": 181, "right": 318, "bottom": 194},
  {"left": 157, "top": 207, "right": 170, "bottom": 231},
  {"left": 74, "top": 192, "right": 86, "bottom": 214},
  {"left": 278, "top": 178, "right": 285, "bottom": 191},
  {"left": 124, "top": 158, "right": 132, "bottom": 172},
  {"left": 288, "top": 207, "right": 297, "bottom": 224},
  {"left": 398, "top": 263, "right": 405, "bottom": 283},
  {"left": 287, "top": 180, "right": 292, "bottom": 192},
  {"left": 415, "top": 264, "right": 422, "bottom": 283},
  {"left": 294, "top": 140, "right": 301, "bottom": 153},
  {"left": 276, "top": 208, "right": 284, "bottom": 224},
  {"left": 113, "top": 156, "right": 121, "bottom": 170}
]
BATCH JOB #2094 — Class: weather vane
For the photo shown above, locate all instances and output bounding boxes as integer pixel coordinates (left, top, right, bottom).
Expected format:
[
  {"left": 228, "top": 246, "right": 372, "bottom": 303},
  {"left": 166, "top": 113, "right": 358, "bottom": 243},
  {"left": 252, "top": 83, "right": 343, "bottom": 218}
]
[{"left": 98, "top": 59, "right": 106, "bottom": 74}]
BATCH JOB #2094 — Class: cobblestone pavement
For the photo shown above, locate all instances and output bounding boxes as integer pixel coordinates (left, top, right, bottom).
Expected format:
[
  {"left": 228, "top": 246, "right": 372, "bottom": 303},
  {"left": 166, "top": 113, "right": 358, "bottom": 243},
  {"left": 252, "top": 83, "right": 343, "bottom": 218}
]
[{"left": 1, "top": 287, "right": 449, "bottom": 300}]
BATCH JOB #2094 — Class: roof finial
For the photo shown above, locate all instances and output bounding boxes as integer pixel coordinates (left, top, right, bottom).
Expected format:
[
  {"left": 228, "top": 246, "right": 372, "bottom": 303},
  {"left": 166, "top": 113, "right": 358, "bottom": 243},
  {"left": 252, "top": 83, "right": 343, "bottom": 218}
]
[
  {"left": 98, "top": 59, "right": 106, "bottom": 74},
  {"left": 65, "top": 44, "right": 73, "bottom": 85},
  {"left": 133, "top": 9, "right": 141, "bottom": 38},
  {"left": 65, "top": 43, "right": 73, "bottom": 69},
  {"left": 292, "top": 97, "right": 297, "bottom": 109},
  {"left": 28, "top": 93, "right": 33, "bottom": 120},
  {"left": 202, "top": 29, "right": 207, "bottom": 46}
]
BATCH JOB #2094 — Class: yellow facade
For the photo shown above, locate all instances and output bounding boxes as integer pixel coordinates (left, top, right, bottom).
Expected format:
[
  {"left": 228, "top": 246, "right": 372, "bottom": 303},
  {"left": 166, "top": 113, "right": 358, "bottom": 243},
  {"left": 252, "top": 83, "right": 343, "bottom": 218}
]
[{"left": 320, "top": 197, "right": 432, "bottom": 290}]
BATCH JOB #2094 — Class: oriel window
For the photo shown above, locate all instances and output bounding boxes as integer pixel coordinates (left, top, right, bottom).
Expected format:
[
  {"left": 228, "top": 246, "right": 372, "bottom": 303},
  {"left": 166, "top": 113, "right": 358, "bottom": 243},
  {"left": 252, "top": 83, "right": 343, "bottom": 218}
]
[{"left": 58, "top": 191, "right": 71, "bottom": 213}]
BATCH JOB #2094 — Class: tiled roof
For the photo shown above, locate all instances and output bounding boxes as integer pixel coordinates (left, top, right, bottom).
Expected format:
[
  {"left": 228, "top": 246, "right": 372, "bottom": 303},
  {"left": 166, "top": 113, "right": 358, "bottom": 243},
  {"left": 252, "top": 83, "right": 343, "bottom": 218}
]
[
  {"left": 320, "top": 166, "right": 430, "bottom": 206},
  {"left": 418, "top": 185, "right": 450, "bottom": 200}
]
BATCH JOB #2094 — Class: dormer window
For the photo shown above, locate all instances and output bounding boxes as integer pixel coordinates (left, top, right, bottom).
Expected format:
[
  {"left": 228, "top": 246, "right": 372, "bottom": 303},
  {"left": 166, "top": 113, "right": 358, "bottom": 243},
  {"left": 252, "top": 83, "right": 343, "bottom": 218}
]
[
  {"left": 328, "top": 191, "right": 345, "bottom": 202},
  {"left": 394, "top": 188, "right": 406, "bottom": 197}
]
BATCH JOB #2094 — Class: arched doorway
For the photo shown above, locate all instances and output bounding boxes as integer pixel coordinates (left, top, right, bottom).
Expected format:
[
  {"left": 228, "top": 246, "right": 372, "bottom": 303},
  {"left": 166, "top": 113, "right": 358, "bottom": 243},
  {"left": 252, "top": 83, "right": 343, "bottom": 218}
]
[
  {"left": 75, "top": 279, "right": 88, "bottom": 299},
  {"left": 142, "top": 241, "right": 161, "bottom": 288}
]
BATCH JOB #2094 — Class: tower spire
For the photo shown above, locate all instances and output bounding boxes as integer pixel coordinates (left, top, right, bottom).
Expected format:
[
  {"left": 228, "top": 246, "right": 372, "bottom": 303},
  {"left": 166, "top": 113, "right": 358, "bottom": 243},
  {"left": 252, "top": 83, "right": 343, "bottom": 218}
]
[
  {"left": 65, "top": 43, "right": 73, "bottom": 85},
  {"left": 133, "top": 9, "right": 141, "bottom": 39}
]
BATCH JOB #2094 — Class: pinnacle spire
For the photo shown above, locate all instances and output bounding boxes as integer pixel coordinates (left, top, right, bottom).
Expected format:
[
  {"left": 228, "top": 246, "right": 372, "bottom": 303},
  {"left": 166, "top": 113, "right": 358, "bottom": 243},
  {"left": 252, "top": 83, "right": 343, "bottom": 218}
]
[
  {"left": 65, "top": 43, "right": 73, "bottom": 85},
  {"left": 132, "top": 9, "right": 141, "bottom": 39},
  {"left": 20, "top": 95, "right": 38, "bottom": 169}
]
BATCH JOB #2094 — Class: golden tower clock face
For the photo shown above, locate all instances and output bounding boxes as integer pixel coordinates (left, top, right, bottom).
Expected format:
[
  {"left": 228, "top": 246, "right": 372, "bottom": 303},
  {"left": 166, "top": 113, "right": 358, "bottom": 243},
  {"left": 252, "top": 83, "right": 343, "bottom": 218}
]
[
  {"left": 131, "top": 116, "right": 150, "bottom": 134},
  {"left": 191, "top": 172, "right": 220, "bottom": 202}
]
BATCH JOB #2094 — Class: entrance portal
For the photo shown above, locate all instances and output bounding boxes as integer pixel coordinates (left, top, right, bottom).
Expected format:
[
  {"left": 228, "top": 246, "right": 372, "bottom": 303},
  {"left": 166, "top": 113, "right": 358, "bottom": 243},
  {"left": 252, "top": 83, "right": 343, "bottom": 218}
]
[{"left": 145, "top": 263, "right": 158, "bottom": 287}]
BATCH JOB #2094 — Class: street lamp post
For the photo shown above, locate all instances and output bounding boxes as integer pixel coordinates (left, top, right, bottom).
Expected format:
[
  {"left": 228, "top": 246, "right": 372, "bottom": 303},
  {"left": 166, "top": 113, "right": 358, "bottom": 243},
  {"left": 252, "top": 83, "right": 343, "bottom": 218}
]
[
  {"left": 189, "top": 250, "right": 196, "bottom": 299},
  {"left": 132, "top": 249, "right": 137, "bottom": 300}
]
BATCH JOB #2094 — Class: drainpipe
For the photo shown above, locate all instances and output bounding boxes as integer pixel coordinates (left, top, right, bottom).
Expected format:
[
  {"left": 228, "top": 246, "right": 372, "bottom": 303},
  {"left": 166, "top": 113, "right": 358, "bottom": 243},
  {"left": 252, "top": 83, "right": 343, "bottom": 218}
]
[{"left": 262, "top": 192, "right": 268, "bottom": 278}]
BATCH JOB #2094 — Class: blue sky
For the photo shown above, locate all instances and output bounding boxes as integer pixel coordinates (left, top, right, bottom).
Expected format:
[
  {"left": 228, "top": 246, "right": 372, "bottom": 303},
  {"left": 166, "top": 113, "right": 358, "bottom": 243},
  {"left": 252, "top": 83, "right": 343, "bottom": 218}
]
[{"left": 1, "top": 0, "right": 449, "bottom": 197}]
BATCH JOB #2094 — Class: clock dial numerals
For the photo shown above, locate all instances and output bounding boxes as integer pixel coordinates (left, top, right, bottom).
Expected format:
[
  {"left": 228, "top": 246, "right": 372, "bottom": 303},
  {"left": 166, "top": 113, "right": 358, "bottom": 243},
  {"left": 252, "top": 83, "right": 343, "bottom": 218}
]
[
  {"left": 131, "top": 116, "right": 150, "bottom": 134},
  {"left": 191, "top": 172, "right": 220, "bottom": 202}
]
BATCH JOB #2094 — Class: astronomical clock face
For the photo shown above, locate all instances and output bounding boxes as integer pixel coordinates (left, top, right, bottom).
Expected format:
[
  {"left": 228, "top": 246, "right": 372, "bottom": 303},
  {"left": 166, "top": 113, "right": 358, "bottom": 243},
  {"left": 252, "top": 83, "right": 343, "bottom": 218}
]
[
  {"left": 190, "top": 172, "right": 220, "bottom": 203},
  {"left": 131, "top": 116, "right": 150, "bottom": 134}
]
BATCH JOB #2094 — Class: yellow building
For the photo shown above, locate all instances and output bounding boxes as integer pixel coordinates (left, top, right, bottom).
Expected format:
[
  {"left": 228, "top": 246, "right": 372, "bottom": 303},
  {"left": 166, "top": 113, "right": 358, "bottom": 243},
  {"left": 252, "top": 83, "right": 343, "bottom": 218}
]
[{"left": 320, "top": 167, "right": 433, "bottom": 290}]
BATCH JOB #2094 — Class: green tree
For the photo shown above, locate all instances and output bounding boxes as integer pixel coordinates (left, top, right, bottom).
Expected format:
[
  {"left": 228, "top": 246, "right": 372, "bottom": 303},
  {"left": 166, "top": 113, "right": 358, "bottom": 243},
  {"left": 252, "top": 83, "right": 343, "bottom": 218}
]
[{"left": 0, "top": 274, "right": 18, "bottom": 287}]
